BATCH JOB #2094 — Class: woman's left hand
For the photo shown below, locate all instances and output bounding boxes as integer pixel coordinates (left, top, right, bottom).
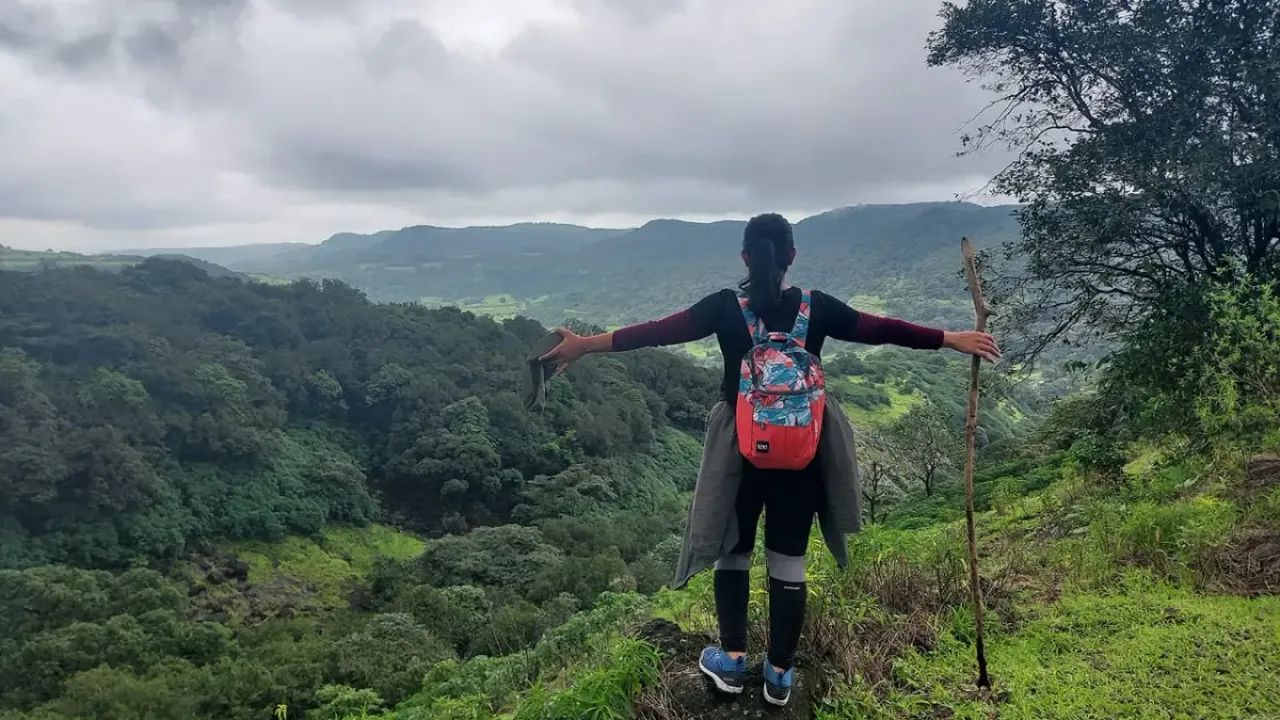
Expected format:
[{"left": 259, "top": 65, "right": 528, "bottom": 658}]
[
  {"left": 943, "top": 330, "right": 1002, "bottom": 363},
  {"left": 539, "top": 329, "right": 592, "bottom": 375}
]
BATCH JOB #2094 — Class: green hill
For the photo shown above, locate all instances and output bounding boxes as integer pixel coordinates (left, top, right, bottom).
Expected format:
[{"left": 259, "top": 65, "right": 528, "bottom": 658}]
[
  {"left": 206, "top": 202, "right": 1021, "bottom": 331},
  {"left": 117, "top": 243, "right": 309, "bottom": 268},
  {"left": 0, "top": 245, "right": 246, "bottom": 279},
  {"left": 0, "top": 259, "right": 719, "bottom": 719}
]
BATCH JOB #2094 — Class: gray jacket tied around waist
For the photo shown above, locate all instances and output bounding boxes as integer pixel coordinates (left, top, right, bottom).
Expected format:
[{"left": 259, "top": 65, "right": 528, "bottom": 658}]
[{"left": 672, "top": 396, "right": 861, "bottom": 589}]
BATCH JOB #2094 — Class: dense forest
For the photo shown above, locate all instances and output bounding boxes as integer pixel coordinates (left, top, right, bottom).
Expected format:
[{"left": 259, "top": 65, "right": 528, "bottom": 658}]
[
  {"left": 0, "top": 258, "right": 724, "bottom": 567},
  {"left": 0, "top": 259, "right": 719, "bottom": 718}
]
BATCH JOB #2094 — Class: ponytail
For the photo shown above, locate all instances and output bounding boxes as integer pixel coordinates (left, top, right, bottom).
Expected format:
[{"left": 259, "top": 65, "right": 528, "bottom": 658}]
[
  {"left": 738, "top": 213, "right": 794, "bottom": 312},
  {"left": 742, "top": 235, "right": 783, "bottom": 312}
]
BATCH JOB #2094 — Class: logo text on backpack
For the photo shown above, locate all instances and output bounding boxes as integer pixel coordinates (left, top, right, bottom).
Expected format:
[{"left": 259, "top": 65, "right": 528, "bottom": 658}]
[{"left": 755, "top": 440, "right": 770, "bottom": 453}]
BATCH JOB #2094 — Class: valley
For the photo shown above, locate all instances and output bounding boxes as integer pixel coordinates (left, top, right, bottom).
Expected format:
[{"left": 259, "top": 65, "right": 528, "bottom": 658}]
[
  {"left": 0, "top": 244, "right": 1041, "bottom": 720},
  {"left": 3, "top": 221, "right": 1277, "bottom": 718},
  {"left": 5, "top": 0, "right": 1280, "bottom": 717},
  {"left": 201, "top": 202, "right": 1022, "bottom": 332}
]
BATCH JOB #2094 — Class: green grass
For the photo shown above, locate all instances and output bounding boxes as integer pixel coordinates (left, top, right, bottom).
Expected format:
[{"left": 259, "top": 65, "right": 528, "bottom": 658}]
[
  {"left": 513, "top": 636, "right": 660, "bottom": 720},
  {"left": 224, "top": 524, "right": 424, "bottom": 609},
  {"left": 246, "top": 273, "right": 292, "bottom": 286},
  {"left": 679, "top": 338, "right": 720, "bottom": 363},
  {"left": 389, "top": 593, "right": 655, "bottom": 719},
  {"left": 849, "top": 294, "right": 889, "bottom": 315},
  {"left": 837, "top": 377, "right": 923, "bottom": 426},
  {"left": 420, "top": 294, "right": 537, "bottom": 321},
  {"left": 830, "top": 449, "right": 1280, "bottom": 718},
  {"left": 467, "top": 295, "right": 524, "bottom": 320},
  {"left": 828, "top": 575, "right": 1280, "bottom": 719},
  {"left": 0, "top": 247, "right": 135, "bottom": 271}
]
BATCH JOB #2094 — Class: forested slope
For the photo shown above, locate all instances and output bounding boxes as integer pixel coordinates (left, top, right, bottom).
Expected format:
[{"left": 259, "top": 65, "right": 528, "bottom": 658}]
[
  {"left": 0, "top": 253, "right": 1045, "bottom": 719},
  {"left": 0, "top": 259, "right": 720, "bottom": 719}
]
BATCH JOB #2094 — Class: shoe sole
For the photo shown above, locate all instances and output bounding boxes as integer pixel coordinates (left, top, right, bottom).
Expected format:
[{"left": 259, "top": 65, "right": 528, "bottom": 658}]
[
  {"left": 763, "top": 683, "right": 790, "bottom": 707},
  {"left": 698, "top": 658, "right": 745, "bottom": 695}
]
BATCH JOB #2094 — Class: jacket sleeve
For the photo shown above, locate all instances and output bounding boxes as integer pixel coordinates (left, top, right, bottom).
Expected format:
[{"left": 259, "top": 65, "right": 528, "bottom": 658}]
[
  {"left": 818, "top": 291, "right": 945, "bottom": 349},
  {"left": 612, "top": 291, "right": 724, "bottom": 351}
]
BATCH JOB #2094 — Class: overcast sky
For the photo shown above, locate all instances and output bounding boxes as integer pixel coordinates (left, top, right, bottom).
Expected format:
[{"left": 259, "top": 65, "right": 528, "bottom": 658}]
[{"left": 0, "top": 0, "right": 1007, "bottom": 251}]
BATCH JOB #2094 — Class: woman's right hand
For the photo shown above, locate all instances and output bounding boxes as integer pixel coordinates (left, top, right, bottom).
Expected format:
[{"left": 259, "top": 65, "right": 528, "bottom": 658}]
[{"left": 943, "top": 330, "right": 1002, "bottom": 363}]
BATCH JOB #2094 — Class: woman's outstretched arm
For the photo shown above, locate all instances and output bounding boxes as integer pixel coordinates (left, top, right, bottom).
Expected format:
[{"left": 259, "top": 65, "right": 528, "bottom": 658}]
[
  {"left": 539, "top": 294, "right": 721, "bottom": 374},
  {"left": 822, "top": 292, "right": 1000, "bottom": 362}
]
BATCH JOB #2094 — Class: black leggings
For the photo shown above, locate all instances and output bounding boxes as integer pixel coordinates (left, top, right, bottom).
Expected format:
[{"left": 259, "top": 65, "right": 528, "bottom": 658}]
[{"left": 714, "top": 459, "right": 820, "bottom": 670}]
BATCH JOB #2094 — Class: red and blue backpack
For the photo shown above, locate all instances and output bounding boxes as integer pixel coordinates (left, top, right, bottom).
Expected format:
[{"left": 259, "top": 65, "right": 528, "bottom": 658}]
[{"left": 735, "top": 289, "right": 826, "bottom": 471}]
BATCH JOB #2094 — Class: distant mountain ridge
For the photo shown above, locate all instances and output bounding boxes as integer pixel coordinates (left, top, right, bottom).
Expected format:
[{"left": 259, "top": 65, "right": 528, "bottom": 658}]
[
  {"left": 0, "top": 246, "right": 246, "bottom": 280},
  {"left": 106, "top": 201, "right": 1023, "bottom": 328},
  {"left": 117, "top": 243, "right": 307, "bottom": 268}
]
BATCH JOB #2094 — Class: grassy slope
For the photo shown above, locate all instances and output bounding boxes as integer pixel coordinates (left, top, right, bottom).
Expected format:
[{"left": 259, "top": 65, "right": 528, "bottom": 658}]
[
  {"left": 0, "top": 246, "right": 262, "bottom": 281},
  {"left": 178, "top": 339, "right": 1276, "bottom": 719},
  {"left": 833, "top": 375, "right": 923, "bottom": 427},
  {"left": 879, "top": 579, "right": 1280, "bottom": 719},
  {"left": 431, "top": 441, "right": 1280, "bottom": 720},
  {"left": 0, "top": 247, "right": 137, "bottom": 271},
  {"left": 779, "top": 449, "right": 1280, "bottom": 718},
  {"left": 229, "top": 525, "right": 425, "bottom": 606},
  {"left": 175, "top": 524, "right": 426, "bottom": 624}
]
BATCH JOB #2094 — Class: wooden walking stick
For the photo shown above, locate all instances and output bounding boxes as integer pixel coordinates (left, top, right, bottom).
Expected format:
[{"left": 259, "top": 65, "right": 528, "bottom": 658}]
[{"left": 960, "top": 237, "right": 992, "bottom": 689}]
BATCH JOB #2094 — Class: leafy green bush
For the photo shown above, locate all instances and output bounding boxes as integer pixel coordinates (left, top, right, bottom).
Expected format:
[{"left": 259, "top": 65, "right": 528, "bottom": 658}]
[{"left": 1193, "top": 276, "right": 1280, "bottom": 445}]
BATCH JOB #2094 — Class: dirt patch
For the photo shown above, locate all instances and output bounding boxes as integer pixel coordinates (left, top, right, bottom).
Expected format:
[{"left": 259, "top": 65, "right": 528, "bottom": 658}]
[
  {"left": 183, "top": 554, "right": 326, "bottom": 624},
  {"left": 1247, "top": 454, "right": 1280, "bottom": 488},
  {"left": 1224, "top": 454, "right": 1280, "bottom": 503},
  {"left": 1199, "top": 528, "right": 1280, "bottom": 597},
  {"left": 634, "top": 619, "right": 815, "bottom": 720}
]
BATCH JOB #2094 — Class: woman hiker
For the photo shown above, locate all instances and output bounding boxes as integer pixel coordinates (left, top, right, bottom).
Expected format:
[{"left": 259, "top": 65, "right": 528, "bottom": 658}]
[{"left": 539, "top": 212, "right": 1000, "bottom": 707}]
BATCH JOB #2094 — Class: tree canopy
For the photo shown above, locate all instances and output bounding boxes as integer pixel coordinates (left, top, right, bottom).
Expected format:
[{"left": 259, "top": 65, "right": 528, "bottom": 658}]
[
  {"left": 928, "top": 0, "right": 1280, "bottom": 359},
  {"left": 0, "top": 259, "right": 715, "bottom": 569}
]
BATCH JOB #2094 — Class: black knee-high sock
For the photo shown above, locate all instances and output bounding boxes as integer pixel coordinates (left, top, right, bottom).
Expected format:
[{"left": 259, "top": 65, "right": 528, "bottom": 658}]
[
  {"left": 767, "top": 576, "right": 806, "bottom": 670},
  {"left": 714, "top": 569, "right": 750, "bottom": 653}
]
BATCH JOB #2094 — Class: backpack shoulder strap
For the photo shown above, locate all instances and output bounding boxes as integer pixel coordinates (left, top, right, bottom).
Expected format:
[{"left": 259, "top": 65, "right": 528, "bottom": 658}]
[
  {"left": 790, "top": 289, "right": 812, "bottom": 349},
  {"left": 737, "top": 292, "right": 767, "bottom": 344}
]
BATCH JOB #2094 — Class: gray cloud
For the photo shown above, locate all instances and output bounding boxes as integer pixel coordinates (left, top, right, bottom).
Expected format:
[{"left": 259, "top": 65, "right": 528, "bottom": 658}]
[
  {"left": 0, "top": 0, "right": 1008, "bottom": 243},
  {"left": 0, "top": 0, "right": 248, "bottom": 74}
]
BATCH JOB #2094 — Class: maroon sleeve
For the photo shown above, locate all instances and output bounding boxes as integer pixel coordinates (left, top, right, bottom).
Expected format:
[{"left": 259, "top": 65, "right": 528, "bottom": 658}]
[
  {"left": 818, "top": 291, "right": 945, "bottom": 349},
  {"left": 612, "top": 292, "right": 723, "bottom": 351},
  {"left": 851, "top": 313, "right": 945, "bottom": 349}
]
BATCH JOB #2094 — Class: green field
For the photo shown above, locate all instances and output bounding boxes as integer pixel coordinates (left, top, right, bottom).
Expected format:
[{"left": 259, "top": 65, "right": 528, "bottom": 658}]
[
  {"left": 420, "top": 293, "right": 540, "bottom": 321},
  {"left": 0, "top": 247, "right": 136, "bottom": 271}
]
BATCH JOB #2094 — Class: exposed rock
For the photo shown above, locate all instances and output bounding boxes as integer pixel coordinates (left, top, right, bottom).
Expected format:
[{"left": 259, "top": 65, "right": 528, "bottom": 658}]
[
  {"left": 184, "top": 553, "right": 327, "bottom": 625},
  {"left": 635, "top": 619, "right": 814, "bottom": 720},
  {"left": 226, "top": 557, "right": 250, "bottom": 581},
  {"left": 1246, "top": 454, "right": 1280, "bottom": 488}
]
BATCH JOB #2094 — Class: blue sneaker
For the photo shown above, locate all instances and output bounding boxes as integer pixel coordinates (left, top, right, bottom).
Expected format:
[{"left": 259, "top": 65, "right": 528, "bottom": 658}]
[
  {"left": 763, "top": 658, "right": 794, "bottom": 707},
  {"left": 698, "top": 647, "right": 747, "bottom": 695}
]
